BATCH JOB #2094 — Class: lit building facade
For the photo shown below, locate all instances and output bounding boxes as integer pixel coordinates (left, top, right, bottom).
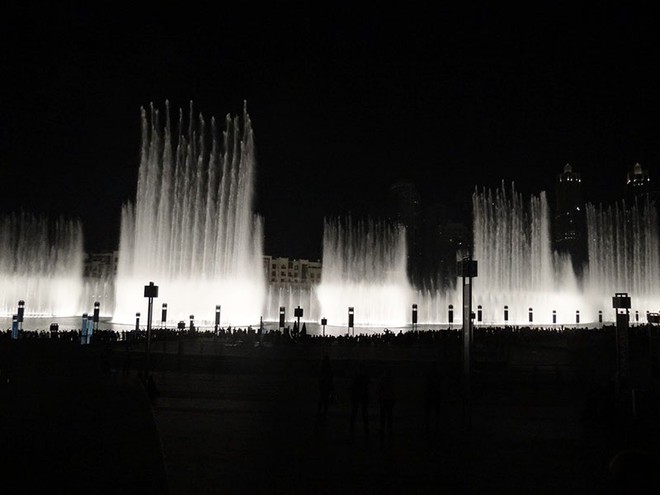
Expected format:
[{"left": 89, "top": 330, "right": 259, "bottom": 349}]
[
  {"left": 626, "top": 162, "right": 651, "bottom": 200},
  {"left": 263, "top": 256, "right": 322, "bottom": 287}
]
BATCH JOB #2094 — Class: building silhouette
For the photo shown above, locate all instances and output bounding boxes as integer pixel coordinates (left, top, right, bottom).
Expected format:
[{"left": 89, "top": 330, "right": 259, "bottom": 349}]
[
  {"left": 625, "top": 162, "right": 652, "bottom": 201},
  {"left": 553, "top": 164, "right": 587, "bottom": 272},
  {"left": 420, "top": 202, "right": 468, "bottom": 290}
]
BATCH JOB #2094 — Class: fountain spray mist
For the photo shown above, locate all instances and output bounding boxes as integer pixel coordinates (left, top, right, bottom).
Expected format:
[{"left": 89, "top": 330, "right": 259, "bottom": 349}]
[
  {"left": 0, "top": 213, "right": 84, "bottom": 316},
  {"left": 114, "top": 102, "right": 265, "bottom": 326}
]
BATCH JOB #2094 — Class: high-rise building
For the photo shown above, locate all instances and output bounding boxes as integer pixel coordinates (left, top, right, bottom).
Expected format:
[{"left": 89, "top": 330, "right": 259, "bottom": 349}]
[
  {"left": 419, "top": 202, "right": 468, "bottom": 290},
  {"left": 625, "top": 162, "right": 651, "bottom": 201},
  {"left": 553, "top": 164, "right": 587, "bottom": 271}
]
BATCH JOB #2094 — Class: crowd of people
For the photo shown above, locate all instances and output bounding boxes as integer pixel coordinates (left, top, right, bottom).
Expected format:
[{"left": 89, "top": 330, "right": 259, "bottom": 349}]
[{"left": 2, "top": 322, "right": 658, "bottom": 348}]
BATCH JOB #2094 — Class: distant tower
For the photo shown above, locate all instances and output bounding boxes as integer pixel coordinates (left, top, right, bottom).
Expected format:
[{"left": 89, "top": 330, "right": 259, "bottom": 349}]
[
  {"left": 625, "top": 163, "right": 651, "bottom": 201},
  {"left": 553, "top": 164, "right": 587, "bottom": 271}
]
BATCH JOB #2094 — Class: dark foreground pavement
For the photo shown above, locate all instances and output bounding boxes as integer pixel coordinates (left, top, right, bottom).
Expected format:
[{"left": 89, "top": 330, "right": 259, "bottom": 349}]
[
  {"left": 0, "top": 341, "right": 168, "bottom": 494},
  {"left": 3, "top": 337, "right": 660, "bottom": 494}
]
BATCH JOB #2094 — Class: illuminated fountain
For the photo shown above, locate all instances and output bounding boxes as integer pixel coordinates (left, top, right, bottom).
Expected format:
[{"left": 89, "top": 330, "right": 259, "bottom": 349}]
[
  {"left": 470, "top": 184, "right": 659, "bottom": 325},
  {"left": 584, "top": 198, "right": 660, "bottom": 320},
  {"left": 0, "top": 213, "right": 84, "bottom": 316},
  {"left": 316, "top": 217, "right": 414, "bottom": 327},
  {"left": 3, "top": 97, "right": 657, "bottom": 330},
  {"left": 114, "top": 103, "right": 265, "bottom": 325},
  {"left": 472, "top": 184, "right": 583, "bottom": 324}
]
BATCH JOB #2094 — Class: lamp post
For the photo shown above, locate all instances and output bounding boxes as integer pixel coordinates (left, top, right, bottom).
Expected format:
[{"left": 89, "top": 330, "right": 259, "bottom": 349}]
[
  {"left": 612, "top": 292, "right": 631, "bottom": 400},
  {"left": 144, "top": 282, "right": 159, "bottom": 379},
  {"left": 11, "top": 315, "right": 18, "bottom": 340},
  {"left": 412, "top": 304, "right": 418, "bottom": 331},
  {"left": 279, "top": 306, "right": 285, "bottom": 332},
  {"left": 348, "top": 307, "right": 354, "bottom": 336},
  {"left": 17, "top": 300, "right": 25, "bottom": 333},
  {"left": 321, "top": 317, "right": 327, "bottom": 337},
  {"left": 457, "top": 256, "right": 477, "bottom": 431},
  {"left": 215, "top": 305, "right": 221, "bottom": 334},
  {"left": 161, "top": 303, "right": 168, "bottom": 328},
  {"left": 448, "top": 304, "right": 454, "bottom": 329},
  {"left": 93, "top": 301, "right": 100, "bottom": 332},
  {"left": 87, "top": 315, "right": 94, "bottom": 344}
]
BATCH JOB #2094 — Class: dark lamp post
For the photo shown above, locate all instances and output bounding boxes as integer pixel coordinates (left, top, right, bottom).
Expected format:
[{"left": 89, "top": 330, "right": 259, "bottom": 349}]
[{"left": 144, "top": 282, "right": 159, "bottom": 379}]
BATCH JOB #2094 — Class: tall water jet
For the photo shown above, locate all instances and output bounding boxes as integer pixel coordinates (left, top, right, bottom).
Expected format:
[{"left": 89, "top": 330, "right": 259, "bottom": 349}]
[
  {"left": 0, "top": 213, "right": 84, "bottom": 316},
  {"left": 114, "top": 102, "right": 265, "bottom": 325},
  {"left": 317, "top": 217, "right": 413, "bottom": 327},
  {"left": 472, "top": 184, "right": 582, "bottom": 324},
  {"left": 585, "top": 198, "right": 660, "bottom": 317}
]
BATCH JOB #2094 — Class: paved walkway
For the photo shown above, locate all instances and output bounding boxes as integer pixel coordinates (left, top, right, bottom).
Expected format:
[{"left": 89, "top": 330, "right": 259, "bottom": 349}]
[
  {"left": 149, "top": 349, "right": 660, "bottom": 494},
  {"left": 0, "top": 341, "right": 168, "bottom": 494},
  {"left": 3, "top": 339, "right": 660, "bottom": 493}
]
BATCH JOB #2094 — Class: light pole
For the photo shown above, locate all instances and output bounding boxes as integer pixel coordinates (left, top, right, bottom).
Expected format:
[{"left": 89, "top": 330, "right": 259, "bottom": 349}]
[
  {"left": 321, "top": 317, "right": 327, "bottom": 337},
  {"left": 144, "top": 282, "right": 159, "bottom": 379},
  {"left": 412, "top": 304, "right": 418, "bottom": 332},
  {"left": 279, "top": 306, "right": 285, "bottom": 332},
  {"left": 448, "top": 304, "right": 454, "bottom": 330},
  {"left": 161, "top": 303, "right": 168, "bottom": 328},
  {"left": 17, "top": 300, "right": 25, "bottom": 333},
  {"left": 93, "top": 301, "right": 100, "bottom": 333},
  {"left": 215, "top": 305, "right": 221, "bottom": 334},
  {"left": 458, "top": 256, "right": 477, "bottom": 431},
  {"left": 348, "top": 307, "right": 354, "bottom": 337},
  {"left": 612, "top": 292, "right": 631, "bottom": 401}
]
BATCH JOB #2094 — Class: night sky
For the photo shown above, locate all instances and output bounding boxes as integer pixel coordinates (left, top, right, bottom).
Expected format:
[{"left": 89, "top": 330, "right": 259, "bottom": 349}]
[{"left": 3, "top": 3, "right": 659, "bottom": 260}]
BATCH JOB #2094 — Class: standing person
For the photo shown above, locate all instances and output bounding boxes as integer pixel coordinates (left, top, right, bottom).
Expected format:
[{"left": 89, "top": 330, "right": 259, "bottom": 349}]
[
  {"left": 317, "top": 354, "right": 334, "bottom": 424},
  {"left": 378, "top": 366, "right": 395, "bottom": 441},
  {"left": 349, "top": 363, "right": 370, "bottom": 440}
]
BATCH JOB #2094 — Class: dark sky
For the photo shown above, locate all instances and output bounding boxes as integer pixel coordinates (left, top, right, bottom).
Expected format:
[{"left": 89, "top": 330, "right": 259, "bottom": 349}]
[{"left": 2, "top": 2, "right": 659, "bottom": 259}]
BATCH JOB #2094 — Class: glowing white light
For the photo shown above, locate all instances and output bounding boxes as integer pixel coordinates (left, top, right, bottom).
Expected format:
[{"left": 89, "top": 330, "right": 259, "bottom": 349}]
[
  {"left": 1, "top": 214, "right": 84, "bottom": 317},
  {"left": 114, "top": 103, "right": 265, "bottom": 325}
]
